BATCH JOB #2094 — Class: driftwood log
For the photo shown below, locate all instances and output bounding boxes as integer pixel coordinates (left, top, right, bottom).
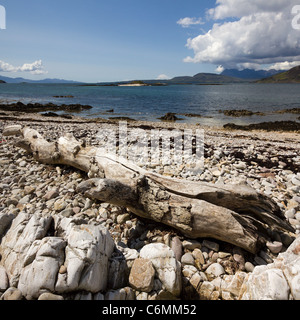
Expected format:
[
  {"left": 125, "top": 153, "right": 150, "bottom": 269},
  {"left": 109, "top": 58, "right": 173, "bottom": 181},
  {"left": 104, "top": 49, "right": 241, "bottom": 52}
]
[{"left": 3, "top": 125, "right": 294, "bottom": 253}]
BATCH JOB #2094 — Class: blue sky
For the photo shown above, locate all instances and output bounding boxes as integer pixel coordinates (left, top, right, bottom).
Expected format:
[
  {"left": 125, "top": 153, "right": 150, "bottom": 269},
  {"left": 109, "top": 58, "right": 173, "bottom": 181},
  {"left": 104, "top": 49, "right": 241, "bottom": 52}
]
[
  {"left": 1, "top": 0, "right": 300, "bottom": 82},
  {"left": 0, "top": 0, "right": 215, "bottom": 82}
]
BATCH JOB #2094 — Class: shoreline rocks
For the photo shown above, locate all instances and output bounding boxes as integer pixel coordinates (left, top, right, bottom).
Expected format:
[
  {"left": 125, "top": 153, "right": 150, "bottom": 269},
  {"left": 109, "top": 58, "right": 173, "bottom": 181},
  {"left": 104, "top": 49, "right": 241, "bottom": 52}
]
[
  {"left": 0, "top": 102, "right": 93, "bottom": 114},
  {"left": 224, "top": 120, "right": 300, "bottom": 132}
]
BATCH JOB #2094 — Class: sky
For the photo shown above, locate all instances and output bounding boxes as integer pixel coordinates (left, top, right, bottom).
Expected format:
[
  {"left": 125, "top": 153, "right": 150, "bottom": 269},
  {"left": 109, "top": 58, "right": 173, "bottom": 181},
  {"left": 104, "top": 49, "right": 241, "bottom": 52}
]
[{"left": 0, "top": 0, "right": 300, "bottom": 82}]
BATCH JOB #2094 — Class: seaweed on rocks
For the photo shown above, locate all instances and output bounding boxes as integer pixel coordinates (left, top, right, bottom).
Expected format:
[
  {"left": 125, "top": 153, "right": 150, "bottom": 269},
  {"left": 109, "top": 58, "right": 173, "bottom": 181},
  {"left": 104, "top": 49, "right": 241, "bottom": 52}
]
[
  {"left": 220, "top": 110, "right": 266, "bottom": 117},
  {"left": 0, "top": 101, "right": 93, "bottom": 113},
  {"left": 224, "top": 121, "right": 300, "bottom": 132},
  {"left": 158, "top": 113, "right": 183, "bottom": 122}
]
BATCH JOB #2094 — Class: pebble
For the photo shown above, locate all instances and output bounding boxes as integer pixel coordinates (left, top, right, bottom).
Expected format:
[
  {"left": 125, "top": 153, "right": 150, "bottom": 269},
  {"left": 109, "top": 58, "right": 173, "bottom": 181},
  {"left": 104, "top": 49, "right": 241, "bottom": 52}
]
[
  {"left": 234, "top": 161, "right": 247, "bottom": 170},
  {"left": 117, "top": 213, "right": 131, "bottom": 225},
  {"left": 233, "top": 253, "right": 245, "bottom": 269},
  {"left": 205, "top": 263, "right": 225, "bottom": 280},
  {"left": 171, "top": 237, "right": 183, "bottom": 262},
  {"left": 182, "top": 239, "right": 202, "bottom": 250},
  {"left": 259, "top": 251, "right": 273, "bottom": 264},
  {"left": 202, "top": 240, "right": 219, "bottom": 252},
  {"left": 286, "top": 209, "right": 296, "bottom": 219},
  {"left": 54, "top": 199, "right": 67, "bottom": 212},
  {"left": 181, "top": 253, "right": 195, "bottom": 266},
  {"left": 19, "top": 160, "right": 27, "bottom": 167},
  {"left": 292, "top": 176, "right": 300, "bottom": 186},
  {"left": 245, "top": 262, "right": 255, "bottom": 273},
  {"left": 0, "top": 288, "right": 23, "bottom": 300},
  {"left": 192, "top": 249, "right": 205, "bottom": 265},
  {"left": 60, "top": 208, "right": 74, "bottom": 217},
  {"left": 254, "top": 256, "right": 268, "bottom": 266},
  {"left": 38, "top": 293, "right": 64, "bottom": 300},
  {"left": 44, "top": 188, "right": 59, "bottom": 200},
  {"left": 266, "top": 241, "right": 283, "bottom": 254},
  {"left": 18, "top": 195, "right": 31, "bottom": 205},
  {"left": 83, "top": 198, "right": 93, "bottom": 211}
]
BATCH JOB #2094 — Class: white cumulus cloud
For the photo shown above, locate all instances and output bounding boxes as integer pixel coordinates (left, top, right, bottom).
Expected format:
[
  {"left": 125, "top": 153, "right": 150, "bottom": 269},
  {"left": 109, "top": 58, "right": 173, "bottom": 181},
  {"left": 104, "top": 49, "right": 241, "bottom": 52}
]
[
  {"left": 156, "top": 74, "right": 170, "bottom": 80},
  {"left": 215, "top": 65, "right": 225, "bottom": 73},
  {"left": 0, "top": 59, "right": 48, "bottom": 74},
  {"left": 177, "top": 17, "right": 204, "bottom": 28},
  {"left": 208, "top": 0, "right": 289, "bottom": 20},
  {"left": 183, "top": 0, "right": 300, "bottom": 70},
  {"left": 266, "top": 60, "right": 300, "bottom": 71}
]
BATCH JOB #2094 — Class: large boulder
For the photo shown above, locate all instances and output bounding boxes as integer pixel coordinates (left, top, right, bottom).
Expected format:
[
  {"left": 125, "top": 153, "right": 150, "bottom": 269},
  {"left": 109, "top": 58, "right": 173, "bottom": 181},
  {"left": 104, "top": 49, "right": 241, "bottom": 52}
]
[
  {"left": 240, "top": 236, "right": 300, "bottom": 300},
  {"left": 54, "top": 217, "right": 115, "bottom": 293},
  {"left": 140, "top": 243, "right": 182, "bottom": 297},
  {"left": 129, "top": 258, "right": 155, "bottom": 293},
  {"left": 0, "top": 211, "right": 53, "bottom": 286},
  {"left": 0, "top": 212, "right": 115, "bottom": 298},
  {"left": 18, "top": 237, "right": 66, "bottom": 300},
  {"left": 239, "top": 267, "right": 290, "bottom": 300}
]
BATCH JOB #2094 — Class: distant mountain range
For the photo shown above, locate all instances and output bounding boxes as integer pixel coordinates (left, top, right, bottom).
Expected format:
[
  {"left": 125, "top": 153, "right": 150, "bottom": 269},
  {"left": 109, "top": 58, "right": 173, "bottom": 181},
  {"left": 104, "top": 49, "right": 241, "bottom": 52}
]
[
  {"left": 0, "top": 66, "right": 298, "bottom": 85},
  {"left": 0, "top": 75, "right": 82, "bottom": 84},
  {"left": 256, "top": 65, "right": 300, "bottom": 83},
  {"left": 132, "top": 69, "right": 287, "bottom": 85},
  {"left": 166, "top": 72, "right": 244, "bottom": 84},
  {"left": 221, "top": 68, "right": 284, "bottom": 80}
]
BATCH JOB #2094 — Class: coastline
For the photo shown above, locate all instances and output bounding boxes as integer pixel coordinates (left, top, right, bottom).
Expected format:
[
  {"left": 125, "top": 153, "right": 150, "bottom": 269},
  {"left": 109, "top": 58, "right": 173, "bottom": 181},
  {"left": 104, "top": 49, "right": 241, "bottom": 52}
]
[{"left": 0, "top": 108, "right": 300, "bottom": 133}]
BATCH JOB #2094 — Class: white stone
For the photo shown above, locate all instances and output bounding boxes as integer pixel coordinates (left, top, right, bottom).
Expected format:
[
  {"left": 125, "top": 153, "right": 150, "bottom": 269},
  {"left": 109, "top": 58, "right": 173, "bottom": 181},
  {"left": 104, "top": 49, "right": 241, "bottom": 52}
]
[
  {"left": 199, "top": 281, "right": 215, "bottom": 300},
  {"left": 0, "top": 287, "right": 23, "bottom": 300},
  {"left": 266, "top": 241, "right": 283, "bottom": 254},
  {"left": 182, "top": 265, "right": 198, "bottom": 279},
  {"left": 18, "top": 237, "right": 66, "bottom": 300},
  {"left": 38, "top": 292, "right": 64, "bottom": 300},
  {"left": 206, "top": 263, "right": 225, "bottom": 279},
  {"left": 234, "top": 162, "right": 247, "bottom": 170},
  {"left": 54, "top": 217, "right": 115, "bottom": 293},
  {"left": 275, "top": 237, "right": 300, "bottom": 300},
  {"left": 0, "top": 265, "right": 9, "bottom": 291},
  {"left": 292, "top": 176, "right": 300, "bottom": 186},
  {"left": 221, "top": 272, "right": 247, "bottom": 297},
  {"left": 140, "top": 243, "right": 182, "bottom": 297},
  {"left": 182, "top": 239, "right": 201, "bottom": 250},
  {"left": 240, "top": 268, "right": 290, "bottom": 300},
  {"left": 0, "top": 211, "right": 53, "bottom": 286},
  {"left": 286, "top": 209, "right": 296, "bottom": 219}
]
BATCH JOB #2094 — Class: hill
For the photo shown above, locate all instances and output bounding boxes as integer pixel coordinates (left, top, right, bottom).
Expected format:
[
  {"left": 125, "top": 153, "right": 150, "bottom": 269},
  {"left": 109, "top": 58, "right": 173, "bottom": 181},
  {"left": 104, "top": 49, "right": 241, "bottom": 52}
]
[
  {"left": 0, "top": 75, "right": 83, "bottom": 84},
  {"left": 256, "top": 65, "right": 300, "bottom": 83},
  {"left": 95, "top": 73, "right": 246, "bottom": 86},
  {"left": 168, "top": 72, "right": 244, "bottom": 84},
  {"left": 0, "top": 80, "right": 6, "bottom": 84},
  {"left": 221, "top": 68, "right": 284, "bottom": 80}
]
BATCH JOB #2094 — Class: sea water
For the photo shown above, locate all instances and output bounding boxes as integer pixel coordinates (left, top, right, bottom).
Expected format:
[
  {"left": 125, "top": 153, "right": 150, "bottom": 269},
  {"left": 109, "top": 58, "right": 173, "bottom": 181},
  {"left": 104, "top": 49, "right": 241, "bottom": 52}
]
[{"left": 0, "top": 82, "right": 300, "bottom": 126}]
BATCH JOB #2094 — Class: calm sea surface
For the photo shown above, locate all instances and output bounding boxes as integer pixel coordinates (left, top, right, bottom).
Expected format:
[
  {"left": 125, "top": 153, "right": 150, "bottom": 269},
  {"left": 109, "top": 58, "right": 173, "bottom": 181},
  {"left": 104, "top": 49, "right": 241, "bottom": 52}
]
[{"left": 1, "top": 83, "right": 300, "bottom": 127}]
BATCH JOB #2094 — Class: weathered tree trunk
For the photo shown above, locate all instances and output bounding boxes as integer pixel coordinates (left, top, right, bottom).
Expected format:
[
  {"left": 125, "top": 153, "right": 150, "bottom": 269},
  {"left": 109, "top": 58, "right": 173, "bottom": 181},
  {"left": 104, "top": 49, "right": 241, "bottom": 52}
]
[{"left": 3, "top": 125, "right": 294, "bottom": 253}]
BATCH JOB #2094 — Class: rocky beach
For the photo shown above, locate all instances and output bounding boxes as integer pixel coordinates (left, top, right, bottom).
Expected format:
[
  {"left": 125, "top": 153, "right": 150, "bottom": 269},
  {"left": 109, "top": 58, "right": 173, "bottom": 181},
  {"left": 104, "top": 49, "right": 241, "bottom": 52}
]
[{"left": 0, "top": 111, "right": 300, "bottom": 301}]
